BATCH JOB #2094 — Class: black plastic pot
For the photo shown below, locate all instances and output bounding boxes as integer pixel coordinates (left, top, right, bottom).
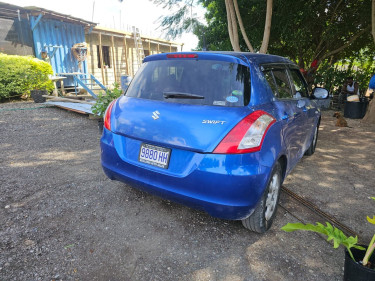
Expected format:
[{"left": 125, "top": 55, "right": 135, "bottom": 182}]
[
  {"left": 30, "top": 90, "right": 48, "bottom": 103},
  {"left": 343, "top": 101, "right": 368, "bottom": 119},
  {"left": 344, "top": 246, "right": 375, "bottom": 281}
]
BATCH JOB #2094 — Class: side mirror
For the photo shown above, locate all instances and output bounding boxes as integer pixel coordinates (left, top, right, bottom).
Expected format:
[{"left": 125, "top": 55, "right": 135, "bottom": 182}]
[{"left": 312, "top": 87, "right": 329, "bottom": 99}]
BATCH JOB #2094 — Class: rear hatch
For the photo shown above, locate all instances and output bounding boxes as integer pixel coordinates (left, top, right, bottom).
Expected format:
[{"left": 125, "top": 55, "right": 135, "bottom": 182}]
[{"left": 112, "top": 53, "right": 252, "bottom": 153}]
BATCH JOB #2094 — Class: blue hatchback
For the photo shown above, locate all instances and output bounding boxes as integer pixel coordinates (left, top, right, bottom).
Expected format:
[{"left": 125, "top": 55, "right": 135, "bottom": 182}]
[{"left": 100, "top": 52, "right": 328, "bottom": 233}]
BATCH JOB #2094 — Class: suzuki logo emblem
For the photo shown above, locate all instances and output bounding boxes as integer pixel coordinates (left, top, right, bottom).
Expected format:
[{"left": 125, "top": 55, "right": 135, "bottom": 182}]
[{"left": 152, "top": 111, "right": 160, "bottom": 120}]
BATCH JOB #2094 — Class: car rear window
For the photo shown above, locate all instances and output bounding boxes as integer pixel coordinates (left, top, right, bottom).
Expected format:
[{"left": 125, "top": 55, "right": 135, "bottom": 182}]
[{"left": 125, "top": 59, "right": 250, "bottom": 106}]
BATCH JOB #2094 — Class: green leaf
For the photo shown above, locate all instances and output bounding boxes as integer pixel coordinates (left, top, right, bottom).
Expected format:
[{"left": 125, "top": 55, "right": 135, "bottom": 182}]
[
  {"left": 281, "top": 222, "right": 360, "bottom": 262},
  {"left": 367, "top": 216, "right": 375, "bottom": 225},
  {"left": 91, "top": 83, "right": 123, "bottom": 117}
]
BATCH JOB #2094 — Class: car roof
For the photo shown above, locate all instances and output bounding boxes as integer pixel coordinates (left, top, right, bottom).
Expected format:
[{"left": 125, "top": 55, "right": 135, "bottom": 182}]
[
  {"left": 144, "top": 51, "right": 294, "bottom": 67},
  {"left": 205, "top": 51, "right": 293, "bottom": 65}
]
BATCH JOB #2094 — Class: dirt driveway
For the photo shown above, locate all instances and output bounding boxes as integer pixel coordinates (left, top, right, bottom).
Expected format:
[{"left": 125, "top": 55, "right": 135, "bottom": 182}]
[{"left": 1, "top": 102, "right": 374, "bottom": 281}]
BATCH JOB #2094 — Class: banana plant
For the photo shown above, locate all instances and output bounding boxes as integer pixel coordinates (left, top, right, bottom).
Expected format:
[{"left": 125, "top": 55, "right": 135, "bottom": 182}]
[
  {"left": 281, "top": 197, "right": 375, "bottom": 266},
  {"left": 363, "top": 197, "right": 375, "bottom": 266},
  {"left": 281, "top": 222, "right": 364, "bottom": 261}
]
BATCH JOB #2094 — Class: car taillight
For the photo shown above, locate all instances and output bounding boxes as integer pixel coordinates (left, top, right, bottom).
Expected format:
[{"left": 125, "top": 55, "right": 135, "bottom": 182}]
[
  {"left": 213, "top": 110, "right": 275, "bottom": 154},
  {"left": 166, "top": 54, "right": 198, "bottom": 59},
  {"left": 103, "top": 100, "right": 116, "bottom": 131}
]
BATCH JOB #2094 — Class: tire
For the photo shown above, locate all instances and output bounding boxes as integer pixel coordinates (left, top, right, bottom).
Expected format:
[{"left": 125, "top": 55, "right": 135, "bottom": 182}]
[
  {"left": 305, "top": 125, "right": 318, "bottom": 156},
  {"left": 241, "top": 161, "right": 282, "bottom": 233}
]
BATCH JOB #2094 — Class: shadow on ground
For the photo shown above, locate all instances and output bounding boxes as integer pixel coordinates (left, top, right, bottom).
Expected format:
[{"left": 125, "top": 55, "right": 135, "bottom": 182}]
[{"left": 0, "top": 103, "right": 373, "bottom": 280}]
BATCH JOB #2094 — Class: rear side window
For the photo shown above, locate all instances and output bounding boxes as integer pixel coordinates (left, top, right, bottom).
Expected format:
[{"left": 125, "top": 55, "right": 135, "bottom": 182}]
[
  {"left": 288, "top": 69, "right": 308, "bottom": 98},
  {"left": 271, "top": 69, "right": 292, "bottom": 99},
  {"left": 263, "top": 67, "right": 307, "bottom": 99},
  {"left": 126, "top": 59, "right": 250, "bottom": 106}
]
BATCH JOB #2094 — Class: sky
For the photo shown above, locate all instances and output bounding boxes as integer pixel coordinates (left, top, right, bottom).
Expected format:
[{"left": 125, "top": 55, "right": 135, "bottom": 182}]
[{"left": 10, "top": 0, "right": 205, "bottom": 51}]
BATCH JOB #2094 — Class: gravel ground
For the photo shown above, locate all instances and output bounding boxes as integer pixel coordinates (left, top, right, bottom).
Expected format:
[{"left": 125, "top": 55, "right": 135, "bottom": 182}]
[{"left": 0, "top": 102, "right": 374, "bottom": 281}]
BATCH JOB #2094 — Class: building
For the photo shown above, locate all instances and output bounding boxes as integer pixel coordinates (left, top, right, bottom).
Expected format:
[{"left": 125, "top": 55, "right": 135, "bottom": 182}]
[
  {"left": 0, "top": 1, "right": 183, "bottom": 94},
  {"left": 86, "top": 26, "right": 182, "bottom": 87},
  {"left": 0, "top": 2, "right": 34, "bottom": 56}
]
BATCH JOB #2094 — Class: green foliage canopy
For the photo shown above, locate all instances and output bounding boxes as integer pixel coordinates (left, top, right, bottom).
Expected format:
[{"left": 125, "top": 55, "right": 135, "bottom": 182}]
[
  {"left": 198, "top": 0, "right": 374, "bottom": 68},
  {"left": 153, "top": 0, "right": 374, "bottom": 68}
]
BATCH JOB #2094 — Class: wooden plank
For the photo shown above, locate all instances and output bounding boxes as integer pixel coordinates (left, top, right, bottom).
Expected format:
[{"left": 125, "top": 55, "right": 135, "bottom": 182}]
[
  {"left": 54, "top": 105, "right": 88, "bottom": 115},
  {"left": 98, "top": 33, "right": 106, "bottom": 86},
  {"left": 123, "top": 35, "right": 129, "bottom": 76},
  {"left": 111, "top": 36, "right": 117, "bottom": 83},
  {"left": 157, "top": 43, "right": 160, "bottom": 53},
  {"left": 44, "top": 102, "right": 94, "bottom": 115},
  {"left": 148, "top": 39, "right": 151, "bottom": 55},
  {"left": 43, "top": 95, "right": 94, "bottom": 104},
  {"left": 65, "top": 94, "right": 95, "bottom": 99},
  {"left": 169, "top": 43, "right": 172, "bottom": 52}
]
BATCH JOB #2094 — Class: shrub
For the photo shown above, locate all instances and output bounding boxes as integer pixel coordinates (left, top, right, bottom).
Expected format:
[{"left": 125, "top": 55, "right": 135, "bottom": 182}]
[
  {"left": 0, "top": 53, "right": 54, "bottom": 101},
  {"left": 315, "top": 57, "right": 375, "bottom": 95},
  {"left": 91, "top": 83, "right": 122, "bottom": 117}
]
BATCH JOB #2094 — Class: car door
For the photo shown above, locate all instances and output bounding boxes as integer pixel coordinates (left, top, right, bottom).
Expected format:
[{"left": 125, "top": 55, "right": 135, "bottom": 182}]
[
  {"left": 262, "top": 66, "right": 306, "bottom": 170},
  {"left": 287, "top": 67, "right": 316, "bottom": 153}
]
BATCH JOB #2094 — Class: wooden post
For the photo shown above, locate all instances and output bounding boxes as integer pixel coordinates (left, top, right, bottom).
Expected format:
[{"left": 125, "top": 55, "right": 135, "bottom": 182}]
[
  {"left": 98, "top": 33, "right": 105, "bottom": 86},
  {"left": 148, "top": 39, "right": 151, "bottom": 55},
  {"left": 169, "top": 43, "right": 172, "bottom": 52},
  {"left": 123, "top": 35, "right": 129, "bottom": 76},
  {"left": 111, "top": 36, "right": 117, "bottom": 83},
  {"left": 157, "top": 43, "right": 160, "bottom": 54}
]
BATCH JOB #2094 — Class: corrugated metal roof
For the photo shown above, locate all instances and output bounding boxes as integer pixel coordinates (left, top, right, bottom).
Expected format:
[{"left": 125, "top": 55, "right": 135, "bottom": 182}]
[
  {"left": 0, "top": 2, "right": 96, "bottom": 26},
  {"left": 25, "top": 6, "right": 96, "bottom": 26},
  {"left": 93, "top": 26, "right": 183, "bottom": 46}
]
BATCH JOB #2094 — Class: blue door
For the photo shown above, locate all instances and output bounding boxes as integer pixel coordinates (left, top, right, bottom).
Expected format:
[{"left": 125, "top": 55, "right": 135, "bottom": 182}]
[{"left": 262, "top": 67, "right": 307, "bottom": 170}]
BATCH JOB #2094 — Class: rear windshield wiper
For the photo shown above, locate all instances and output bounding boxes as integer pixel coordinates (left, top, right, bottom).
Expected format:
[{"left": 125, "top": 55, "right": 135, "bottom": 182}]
[{"left": 163, "top": 92, "right": 205, "bottom": 99}]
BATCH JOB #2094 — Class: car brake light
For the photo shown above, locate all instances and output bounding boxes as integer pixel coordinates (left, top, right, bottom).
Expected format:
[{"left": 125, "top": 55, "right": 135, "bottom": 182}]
[
  {"left": 166, "top": 54, "right": 198, "bottom": 59},
  {"left": 103, "top": 100, "right": 116, "bottom": 131},
  {"left": 213, "top": 110, "right": 275, "bottom": 154}
]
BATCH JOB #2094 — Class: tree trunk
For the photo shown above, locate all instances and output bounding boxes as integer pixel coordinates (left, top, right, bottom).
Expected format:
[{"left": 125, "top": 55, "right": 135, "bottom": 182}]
[
  {"left": 225, "top": 0, "right": 235, "bottom": 49},
  {"left": 228, "top": 0, "right": 241, "bottom": 51},
  {"left": 259, "top": 0, "right": 273, "bottom": 54},
  {"left": 233, "top": 0, "right": 254, "bottom": 52},
  {"left": 363, "top": 98, "right": 375, "bottom": 124}
]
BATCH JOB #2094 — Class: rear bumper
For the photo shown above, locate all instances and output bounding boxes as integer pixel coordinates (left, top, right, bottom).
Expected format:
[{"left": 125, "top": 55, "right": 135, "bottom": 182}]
[{"left": 100, "top": 129, "right": 272, "bottom": 220}]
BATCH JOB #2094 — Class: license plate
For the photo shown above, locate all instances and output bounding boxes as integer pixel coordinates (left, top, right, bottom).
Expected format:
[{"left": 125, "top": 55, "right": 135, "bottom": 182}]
[{"left": 138, "top": 143, "right": 171, "bottom": 169}]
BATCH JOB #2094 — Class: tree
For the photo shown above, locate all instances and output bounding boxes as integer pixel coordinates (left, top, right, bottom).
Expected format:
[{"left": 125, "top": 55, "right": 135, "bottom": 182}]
[
  {"left": 259, "top": 0, "right": 272, "bottom": 54},
  {"left": 225, "top": 0, "right": 241, "bottom": 51},
  {"left": 152, "top": 0, "right": 203, "bottom": 39},
  {"left": 153, "top": 0, "right": 273, "bottom": 53},
  {"left": 197, "top": 0, "right": 374, "bottom": 69}
]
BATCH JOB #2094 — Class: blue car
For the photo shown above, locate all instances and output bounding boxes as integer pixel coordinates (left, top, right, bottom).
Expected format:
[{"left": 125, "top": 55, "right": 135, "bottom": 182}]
[{"left": 100, "top": 52, "right": 328, "bottom": 233}]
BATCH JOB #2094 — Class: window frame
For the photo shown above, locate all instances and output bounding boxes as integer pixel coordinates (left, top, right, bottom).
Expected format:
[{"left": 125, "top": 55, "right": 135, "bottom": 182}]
[
  {"left": 287, "top": 67, "right": 309, "bottom": 98},
  {"left": 125, "top": 59, "right": 251, "bottom": 107},
  {"left": 261, "top": 63, "right": 309, "bottom": 100},
  {"left": 97, "top": 45, "right": 111, "bottom": 68}
]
